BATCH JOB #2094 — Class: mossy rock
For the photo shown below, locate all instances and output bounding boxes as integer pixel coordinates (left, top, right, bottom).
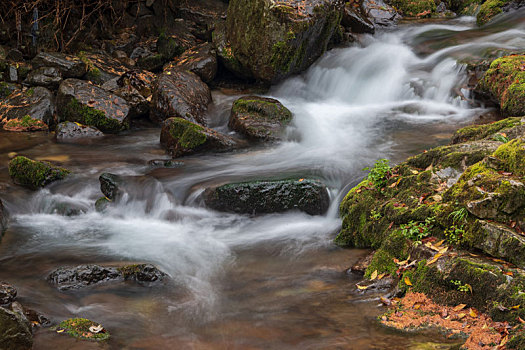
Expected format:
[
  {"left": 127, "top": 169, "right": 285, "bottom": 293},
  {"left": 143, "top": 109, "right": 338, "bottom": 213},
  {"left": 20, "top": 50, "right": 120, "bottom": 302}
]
[
  {"left": 0, "top": 87, "right": 55, "bottom": 132},
  {"left": 229, "top": 96, "right": 293, "bottom": 141},
  {"left": 451, "top": 117, "right": 522, "bottom": 144},
  {"left": 476, "top": 55, "right": 525, "bottom": 116},
  {"left": 476, "top": 0, "right": 512, "bottom": 26},
  {"left": 8, "top": 156, "right": 70, "bottom": 190},
  {"left": 95, "top": 197, "right": 111, "bottom": 212},
  {"left": 390, "top": 0, "right": 437, "bottom": 16},
  {"left": 0, "top": 306, "right": 32, "bottom": 349},
  {"left": 57, "top": 318, "right": 109, "bottom": 341},
  {"left": 0, "top": 199, "right": 8, "bottom": 233}
]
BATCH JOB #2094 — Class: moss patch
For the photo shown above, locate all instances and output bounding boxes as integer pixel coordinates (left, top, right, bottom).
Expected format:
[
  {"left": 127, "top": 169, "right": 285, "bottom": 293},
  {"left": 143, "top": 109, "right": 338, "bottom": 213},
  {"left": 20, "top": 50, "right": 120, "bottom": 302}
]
[
  {"left": 476, "top": 0, "right": 511, "bottom": 26},
  {"left": 8, "top": 156, "right": 70, "bottom": 190},
  {"left": 57, "top": 318, "right": 110, "bottom": 341},
  {"left": 451, "top": 117, "right": 522, "bottom": 144},
  {"left": 62, "top": 98, "right": 124, "bottom": 134},
  {"left": 167, "top": 118, "right": 207, "bottom": 149}
]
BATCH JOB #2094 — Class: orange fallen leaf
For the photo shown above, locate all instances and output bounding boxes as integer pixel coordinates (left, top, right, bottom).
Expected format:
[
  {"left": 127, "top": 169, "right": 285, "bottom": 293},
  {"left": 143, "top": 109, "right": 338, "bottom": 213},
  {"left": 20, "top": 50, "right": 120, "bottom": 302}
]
[
  {"left": 511, "top": 305, "right": 520, "bottom": 310},
  {"left": 469, "top": 308, "right": 478, "bottom": 318},
  {"left": 377, "top": 273, "right": 386, "bottom": 280},
  {"left": 57, "top": 329, "right": 65, "bottom": 333},
  {"left": 426, "top": 253, "right": 443, "bottom": 266},
  {"left": 457, "top": 313, "right": 466, "bottom": 320},
  {"left": 453, "top": 304, "right": 467, "bottom": 312},
  {"left": 404, "top": 276, "right": 412, "bottom": 286}
]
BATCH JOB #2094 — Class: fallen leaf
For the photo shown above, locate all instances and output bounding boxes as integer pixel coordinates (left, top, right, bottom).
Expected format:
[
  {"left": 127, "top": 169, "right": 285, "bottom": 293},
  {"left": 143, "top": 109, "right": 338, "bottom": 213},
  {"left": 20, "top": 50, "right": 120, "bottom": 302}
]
[
  {"left": 426, "top": 253, "right": 443, "bottom": 265},
  {"left": 404, "top": 276, "right": 412, "bottom": 286},
  {"left": 469, "top": 308, "right": 478, "bottom": 318},
  {"left": 299, "top": 178, "right": 304, "bottom": 182},
  {"left": 377, "top": 273, "right": 386, "bottom": 280},
  {"left": 519, "top": 316, "right": 525, "bottom": 324},
  {"left": 457, "top": 313, "right": 466, "bottom": 320},
  {"left": 380, "top": 296, "right": 391, "bottom": 306},
  {"left": 411, "top": 170, "right": 419, "bottom": 175},
  {"left": 57, "top": 329, "right": 65, "bottom": 333},
  {"left": 438, "top": 246, "right": 449, "bottom": 254},
  {"left": 370, "top": 270, "right": 378, "bottom": 280},
  {"left": 388, "top": 222, "right": 394, "bottom": 230},
  {"left": 357, "top": 284, "right": 368, "bottom": 290},
  {"left": 466, "top": 284, "right": 473, "bottom": 294},
  {"left": 511, "top": 305, "right": 520, "bottom": 310},
  {"left": 453, "top": 304, "right": 467, "bottom": 312},
  {"left": 503, "top": 271, "right": 514, "bottom": 276}
]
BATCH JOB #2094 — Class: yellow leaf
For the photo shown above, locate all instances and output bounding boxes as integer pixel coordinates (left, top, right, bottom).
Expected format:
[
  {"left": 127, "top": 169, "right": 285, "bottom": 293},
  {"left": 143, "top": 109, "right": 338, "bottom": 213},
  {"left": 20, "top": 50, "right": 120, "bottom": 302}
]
[
  {"left": 466, "top": 284, "right": 473, "bottom": 294},
  {"left": 299, "top": 178, "right": 304, "bottom": 182},
  {"left": 426, "top": 253, "right": 443, "bottom": 266},
  {"left": 469, "top": 308, "right": 478, "bottom": 318},
  {"left": 434, "top": 240, "right": 445, "bottom": 248},
  {"left": 57, "top": 329, "right": 65, "bottom": 333},
  {"left": 370, "top": 270, "right": 378, "bottom": 280},
  {"left": 511, "top": 305, "right": 520, "bottom": 310},
  {"left": 453, "top": 304, "right": 466, "bottom": 312},
  {"left": 457, "top": 313, "right": 466, "bottom": 320},
  {"left": 438, "top": 246, "right": 448, "bottom": 254},
  {"left": 411, "top": 170, "right": 419, "bottom": 174},
  {"left": 404, "top": 276, "right": 412, "bottom": 286},
  {"left": 377, "top": 273, "right": 386, "bottom": 280},
  {"left": 356, "top": 284, "right": 368, "bottom": 290}
]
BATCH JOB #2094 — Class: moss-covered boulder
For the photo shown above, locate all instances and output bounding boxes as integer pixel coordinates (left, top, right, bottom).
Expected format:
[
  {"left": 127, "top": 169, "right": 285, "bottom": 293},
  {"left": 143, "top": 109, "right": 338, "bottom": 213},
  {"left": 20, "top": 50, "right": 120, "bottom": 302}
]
[
  {"left": 164, "top": 42, "right": 218, "bottom": 83},
  {"left": 56, "top": 318, "right": 109, "bottom": 341},
  {"left": 224, "top": 0, "right": 344, "bottom": 83},
  {"left": 0, "top": 305, "right": 32, "bottom": 349},
  {"left": 229, "top": 96, "right": 293, "bottom": 141},
  {"left": 8, "top": 156, "right": 70, "bottom": 190},
  {"left": 0, "top": 199, "right": 8, "bottom": 234},
  {"left": 31, "top": 52, "right": 87, "bottom": 79},
  {"left": 204, "top": 179, "right": 330, "bottom": 215},
  {"left": 476, "top": 0, "right": 516, "bottom": 26},
  {"left": 151, "top": 71, "right": 212, "bottom": 125},
  {"left": 476, "top": 55, "right": 525, "bottom": 117},
  {"left": 390, "top": 0, "right": 437, "bottom": 17},
  {"left": 160, "top": 117, "right": 237, "bottom": 158},
  {"left": 451, "top": 117, "right": 523, "bottom": 144},
  {"left": 0, "top": 87, "right": 55, "bottom": 132},
  {"left": 56, "top": 79, "right": 131, "bottom": 134},
  {"left": 77, "top": 51, "right": 130, "bottom": 85}
]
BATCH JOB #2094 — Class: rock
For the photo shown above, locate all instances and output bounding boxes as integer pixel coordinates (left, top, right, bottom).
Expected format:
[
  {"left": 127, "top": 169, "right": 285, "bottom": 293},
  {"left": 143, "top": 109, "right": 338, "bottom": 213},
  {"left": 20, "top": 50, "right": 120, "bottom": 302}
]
[
  {"left": 0, "top": 282, "right": 16, "bottom": 305},
  {"left": 32, "top": 52, "right": 87, "bottom": 78},
  {"left": 56, "top": 79, "right": 131, "bottom": 134},
  {"left": 212, "top": 22, "right": 252, "bottom": 80},
  {"left": 476, "top": 0, "right": 524, "bottom": 26},
  {"left": 0, "top": 82, "right": 19, "bottom": 99},
  {"left": 57, "top": 318, "right": 109, "bottom": 341},
  {"left": 8, "top": 156, "right": 70, "bottom": 190},
  {"left": 178, "top": 0, "right": 228, "bottom": 38},
  {"left": 6, "top": 49, "right": 23, "bottom": 61},
  {"left": 228, "top": 96, "right": 293, "bottom": 141},
  {"left": 137, "top": 51, "right": 165, "bottom": 72},
  {"left": 147, "top": 159, "right": 184, "bottom": 168},
  {"left": 157, "top": 32, "right": 186, "bottom": 60},
  {"left": 0, "top": 87, "right": 55, "bottom": 131},
  {"left": 164, "top": 42, "right": 218, "bottom": 83},
  {"left": 99, "top": 173, "right": 124, "bottom": 200},
  {"left": 48, "top": 264, "right": 166, "bottom": 291},
  {"left": 78, "top": 51, "right": 130, "bottom": 85},
  {"left": 50, "top": 202, "right": 86, "bottom": 216},
  {"left": 0, "top": 199, "right": 7, "bottom": 233},
  {"left": 349, "top": 251, "right": 375, "bottom": 274},
  {"left": 151, "top": 71, "right": 212, "bottom": 125},
  {"left": 101, "top": 76, "right": 150, "bottom": 119},
  {"left": 224, "top": 0, "right": 344, "bottom": 83},
  {"left": 342, "top": 3, "right": 375, "bottom": 34},
  {"left": 362, "top": 0, "right": 400, "bottom": 27},
  {"left": 390, "top": 0, "right": 436, "bottom": 16},
  {"left": 116, "top": 70, "right": 156, "bottom": 99},
  {"left": 0, "top": 305, "right": 32, "bottom": 350},
  {"left": 476, "top": 55, "right": 525, "bottom": 117},
  {"left": 204, "top": 179, "right": 330, "bottom": 215},
  {"left": 451, "top": 117, "right": 523, "bottom": 144},
  {"left": 160, "top": 117, "right": 237, "bottom": 157},
  {"left": 55, "top": 121, "right": 104, "bottom": 142},
  {"left": 4, "top": 64, "right": 18, "bottom": 83},
  {"left": 25, "top": 67, "right": 62, "bottom": 89},
  {"left": 95, "top": 197, "right": 110, "bottom": 212}
]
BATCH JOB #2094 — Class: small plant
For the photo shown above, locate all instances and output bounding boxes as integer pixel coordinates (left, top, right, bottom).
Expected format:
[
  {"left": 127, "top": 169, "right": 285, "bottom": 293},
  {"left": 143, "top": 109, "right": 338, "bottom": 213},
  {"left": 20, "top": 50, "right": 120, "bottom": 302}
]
[
  {"left": 492, "top": 133, "right": 509, "bottom": 143},
  {"left": 370, "top": 209, "right": 382, "bottom": 220},
  {"left": 364, "top": 159, "right": 391, "bottom": 191},
  {"left": 451, "top": 279, "right": 472, "bottom": 293},
  {"left": 400, "top": 217, "right": 435, "bottom": 244},
  {"left": 445, "top": 225, "right": 465, "bottom": 245},
  {"left": 449, "top": 207, "right": 468, "bottom": 223}
]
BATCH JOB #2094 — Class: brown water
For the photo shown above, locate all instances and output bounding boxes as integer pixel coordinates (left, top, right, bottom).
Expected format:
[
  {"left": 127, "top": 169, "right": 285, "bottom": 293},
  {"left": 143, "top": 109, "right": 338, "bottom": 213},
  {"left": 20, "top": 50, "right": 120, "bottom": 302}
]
[{"left": 1, "top": 11, "right": 524, "bottom": 349}]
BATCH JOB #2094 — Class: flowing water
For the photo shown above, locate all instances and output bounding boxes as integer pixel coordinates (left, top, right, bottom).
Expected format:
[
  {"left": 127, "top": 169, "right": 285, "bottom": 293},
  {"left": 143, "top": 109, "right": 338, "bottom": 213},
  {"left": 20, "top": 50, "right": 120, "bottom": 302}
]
[{"left": 0, "top": 11, "right": 524, "bottom": 349}]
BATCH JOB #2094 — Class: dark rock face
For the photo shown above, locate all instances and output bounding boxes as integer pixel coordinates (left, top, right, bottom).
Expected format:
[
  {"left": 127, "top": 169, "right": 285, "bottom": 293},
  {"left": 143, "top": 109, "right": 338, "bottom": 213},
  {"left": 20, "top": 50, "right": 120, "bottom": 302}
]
[
  {"left": 151, "top": 71, "right": 212, "bottom": 125},
  {"left": 56, "top": 79, "right": 131, "bottom": 134},
  {"left": 0, "top": 199, "right": 7, "bottom": 234},
  {"left": 342, "top": 4, "right": 375, "bottom": 34},
  {"left": 229, "top": 96, "right": 293, "bottom": 141},
  {"left": 165, "top": 43, "right": 218, "bottom": 83},
  {"left": 55, "top": 121, "right": 104, "bottom": 141},
  {"left": 0, "top": 82, "right": 19, "bottom": 99},
  {"left": 225, "top": 0, "right": 344, "bottom": 83},
  {"left": 147, "top": 159, "right": 185, "bottom": 168},
  {"left": 178, "top": 0, "right": 228, "bottom": 38},
  {"left": 204, "top": 179, "right": 331, "bottom": 215},
  {"left": 32, "top": 52, "right": 87, "bottom": 78},
  {"left": 0, "top": 306, "right": 32, "bottom": 350},
  {"left": 362, "top": 0, "right": 399, "bottom": 27},
  {"left": 25, "top": 67, "right": 62, "bottom": 89},
  {"left": 0, "top": 282, "right": 16, "bottom": 305},
  {"left": 80, "top": 51, "right": 130, "bottom": 85},
  {"left": 48, "top": 264, "right": 167, "bottom": 291},
  {"left": 101, "top": 76, "right": 150, "bottom": 119},
  {"left": 99, "top": 173, "right": 124, "bottom": 200},
  {"left": 8, "top": 156, "right": 70, "bottom": 190},
  {"left": 0, "top": 87, "right": 55, "bottom": 131},
  {"left": 160, "top": 117, "right": 237, "bottom": 158}
]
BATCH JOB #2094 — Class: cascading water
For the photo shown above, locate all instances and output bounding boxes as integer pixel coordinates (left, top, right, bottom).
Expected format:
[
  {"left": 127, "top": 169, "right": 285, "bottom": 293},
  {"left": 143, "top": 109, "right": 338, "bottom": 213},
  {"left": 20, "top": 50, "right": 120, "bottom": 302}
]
[{"left": 1, "top": 11, "right": 524, "bottom": 349}]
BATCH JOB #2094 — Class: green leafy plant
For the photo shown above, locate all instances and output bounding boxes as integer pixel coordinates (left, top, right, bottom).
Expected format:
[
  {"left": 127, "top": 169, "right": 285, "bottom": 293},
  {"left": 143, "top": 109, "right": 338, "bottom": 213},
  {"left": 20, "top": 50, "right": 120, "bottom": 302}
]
[
  {"left": 493, "top": 133, "right": 509, "bottom": 143},
  {"left": 364, "top": 159, "right": 391, "bottom": 191},
  {"left": 449, "top": 207, "right": 468, "bottom": 223},
  {"left": 370, "top": 209, "right": 382, "bottom": 220},
  {"left": 400, "top": 217, "right": 435, "bottom": 244},
  {"left": 446, "top": 207, "right": 468, "bottom": 245},
  {"left": 451, "top": 279, "right": 472, "bottom": 293}
]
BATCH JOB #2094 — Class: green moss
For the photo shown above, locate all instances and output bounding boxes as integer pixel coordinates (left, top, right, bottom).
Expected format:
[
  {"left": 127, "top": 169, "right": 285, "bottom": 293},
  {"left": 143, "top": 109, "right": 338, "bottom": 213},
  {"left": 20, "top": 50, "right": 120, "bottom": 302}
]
[
  {"left": 8, "top": 156, "right": 70, "bottom": 190},
  {"left": 168, "top": 118, "right": 207, "bottom": 149},
  {"left": 4, "top": 115, "right": 47, "bottom": 130},
  {"left": 493, "top": 138, "right": 525, "bottom": 176},
  {"left": 390, "top": 0, "right": 437, "bottom": 16},
  {"left": 232, "top": 98, "right": 292, "bottom": 123},
  {"left": 63, "top": 98, "right": 125, "bottom": 134},
  {"left": 476, "top": 0, "right": 510, "bottom": 26},
  {"left": 451, "top": 117, "right": 522, "bottom": 144},
  {"left": 26, "top": 88, "right": 34, "bottom": 96},
  {"left": 57, "top": 318, "right": 110, "bottom": 341},
  {"left": 95, "top": 197, "right": 110, "bottom": 212}
]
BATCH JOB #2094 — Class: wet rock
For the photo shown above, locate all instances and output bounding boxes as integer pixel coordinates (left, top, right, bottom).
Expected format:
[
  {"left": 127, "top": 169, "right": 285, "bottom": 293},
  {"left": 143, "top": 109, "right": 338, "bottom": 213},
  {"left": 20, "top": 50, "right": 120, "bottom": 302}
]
[
  {"left": 157, "top": 32, "right": 186, "bottom": 60},
  {"left": 451, "top": 117, "right": 523, "bottom": 144},
  {"left": 79, "top": 51, "right": 130, "bottom": 85},
  {"left": 204, "top": 179, "right": 330, "bottom": 215},
  {"left": 101, "top": 76, "right": 150, "bottom": 119},
  {"left": 0, "top": 199, "right": 7, "bottom": 233},
  {"left": 349, "top": 251, "right": 375, "bottom": 274},
  {"left": 212, "top": 22, "right": 252, "bottom": 80},
  {"left": 164, "top": 42, "right": 218, "bottom": 83},
  {"left": 95, "top": 197, "right": 111, "bottom": 212},
  {"left": 137, "top": 51, "right": 165, "bottom": 72},
  {"left": 390, "top": 0, "right": 436, "bottom": 16},
  {"left": 56, "top": 318, "right": 109, "bottom": 341},
  {"left": 147, "top": 159, "right": 184, "bottom": 168},
  {"left": 55, "top": 121, "right": 104, "bottom": 142},
  {"left": 50, "top": 202, "right": 86, "bottom": 216},
  {"left": 0, "top": 305, "right": 32, "bottom": 350},
  {"left": 342, "top": 4, "right": 375, "bottom": 34},
  {"left": 0, "top": 87, "right": 55, "bottom": 131},
  {"left": 225, "top": 0, "right": 344, "bottom": 83},
  {"left": 116, "top": 70, "right": 156, "bottom": 99},
  {"left": 56, "top": 79, "right": 131, "bottom": 134},
  {"left": 8, "top": 156, "right": 70, "bottom": 190},
  {"left": 4, "top": 64, "right": 18, "bottom": 83},
  {"left": 151, "top": 71, "right": 212, "bottom": 125},
  {"left": 178, "top": 0, "right": 228, "bottom": 38},
  {"left": 362, "top": 0, "right": 400, "bottom": 27},
  {"left": 48, "top": 264, "right": 167, "bottom": 291},
  {"left": 32, "top": 52, "right": 87, "bottom": 78},
  {"left": 3, "top": 62, "right": 31, "bottom": 83},
  {"left": 0, "top": 82, "right": 20, "bottom": 99},
  {"left": 99, "top": 173, "right": 124, "bottom": 201},
  {"left": 161, "top": 117, "right": 237, "bottom": 158},
  {"left": 228, "top": 96, "right": 293, "bottom": 141},
  {"left": 25, "top": 67, "right": 62, "bottom": 89},
  {"left": 0, "top": 282, "right": 16, "bottom": 305}
]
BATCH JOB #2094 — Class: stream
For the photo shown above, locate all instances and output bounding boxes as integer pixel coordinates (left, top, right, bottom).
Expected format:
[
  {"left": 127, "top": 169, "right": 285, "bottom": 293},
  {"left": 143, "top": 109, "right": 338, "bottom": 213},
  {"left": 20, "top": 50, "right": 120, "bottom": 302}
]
[{"left": 0, "top": 10, "right": 524, "bottom": 349}]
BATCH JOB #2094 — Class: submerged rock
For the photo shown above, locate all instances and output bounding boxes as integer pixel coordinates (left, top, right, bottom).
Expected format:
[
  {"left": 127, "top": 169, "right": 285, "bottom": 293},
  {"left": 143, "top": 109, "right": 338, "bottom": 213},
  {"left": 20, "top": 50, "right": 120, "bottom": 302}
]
[
  {"left": 48, "top": 264, "right": 167, "bottom": 291},
  {"left": 32, "top": 52, "right": 87, "bottom": 78},
  {"left": 56, "top": 318, "right": 109, "bottom": 341},
  {"left": 99, "top": 173, "right": 124, "bottom": 201},
  {"left": 0, "top": 199, "right": 8, "bottom": 234},
  {"left": 8, "top": 156, "right": 70, "bottom": 190},
  {"left": 150, "top": 70, "right": 212, "bottom": 125},
  {"left": 56, "top": 79, "right": 131, "bottom": 134},
  {"left": 0, "top": 87, "right": 55, "bottom": 131},
  {"left": 55, "top": 121, "right": 103, "bottom": 142},
  {"left": 204, "top": 179, "right": 330, "bottom": 215},
  {"left": 0, "top": 305, "right": 32, "bottom": 350},
  {"left": 224, "top": 0, "right": 344, "bottom": 83},
  {"left": 228, "top": 96, "right": 293, "bottom": 141},
  {"left": 160, "top": 117, "right": 237, "bottom": 158}
]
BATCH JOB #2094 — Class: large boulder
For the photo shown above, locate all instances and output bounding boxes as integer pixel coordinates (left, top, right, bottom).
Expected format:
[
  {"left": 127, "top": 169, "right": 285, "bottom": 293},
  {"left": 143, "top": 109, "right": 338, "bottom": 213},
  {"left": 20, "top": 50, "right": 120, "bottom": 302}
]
[
  {"left": 390, "top": 0, "right": 436, "bottom": 16},
  {"left": 25, "top": 67, "right": 62, "bottom": 89},
  {"left": 204, "top": 179, "right": 330, "bottom": 215},
  {"left": 361, "top": 0, "right": 399, "bottom": 27},
  {"left": 342, "top": 3, "right": 375, "bottom": 34},
  {"left": 150, "top": 71, "right": 212, "bottom": 125},
  {"left": 164, "top": 42, "right": 218, "bottom": 83},
  {"left": 48, "top": 264, "right": 166, "bottom": 291},
  {"left": 0, "top": 305, "right": 32, "bottom": 350},
  {"left": 55, "top": 121, "right": 103, "bottom": 142},
  {"left": 0, "top": 199, "right": 8, "bottom": 234},
  {"left": 8, "top": 156, "right": 70, "bottom": 190},
  {"left": 31, "top": 52, "right": 87, "bottom": 78},
  {"left": 229, "top": 96, "right": 293, "bottom": 141},
  {"left": 56, "top": 79, "right": 131, "bottom": 134},
  {"left": 0, "top": 282, "right": 16, "bottom": 305},
  {"left": 476, "top": 55, "right": 525, "bottom": 117},
  {"left": 101, "top": 73, "right": 152, "bottom": 119},
  {"left": 0, "top": 87, "right": 55, "bottom": 131},
  {"left": 224, "top": 0, "right": 344, "bottom": 83},
  {"left": 78, "top": 51, "right": 130, "bottom": 85},
  {"left": 160, "top": 117, "right": 237, "bottom": 157}
]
